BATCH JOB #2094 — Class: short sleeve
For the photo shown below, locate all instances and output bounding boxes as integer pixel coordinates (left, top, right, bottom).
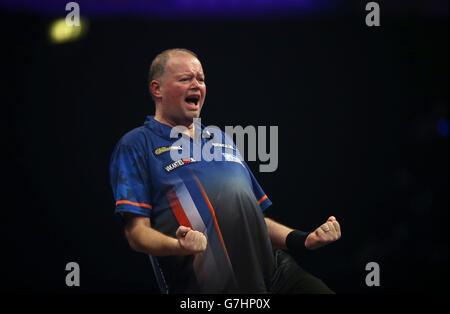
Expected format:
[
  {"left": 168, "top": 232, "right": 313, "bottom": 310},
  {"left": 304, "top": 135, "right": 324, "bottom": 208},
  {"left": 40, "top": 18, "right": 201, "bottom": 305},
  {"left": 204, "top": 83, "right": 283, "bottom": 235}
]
[
  {"left": 109, "top": 141, "right": 152, "bottom": 221},
  {"left": 243, "top": 161, "right": 272, "bottom": 212}
]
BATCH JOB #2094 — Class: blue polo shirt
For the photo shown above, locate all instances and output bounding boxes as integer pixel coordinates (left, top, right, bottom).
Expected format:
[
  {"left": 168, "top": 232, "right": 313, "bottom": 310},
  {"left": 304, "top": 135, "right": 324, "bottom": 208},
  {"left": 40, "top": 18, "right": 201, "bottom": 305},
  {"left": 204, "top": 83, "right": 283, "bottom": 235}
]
[{"left": 109, "top": 116, "right": 275, "bottom": 293}]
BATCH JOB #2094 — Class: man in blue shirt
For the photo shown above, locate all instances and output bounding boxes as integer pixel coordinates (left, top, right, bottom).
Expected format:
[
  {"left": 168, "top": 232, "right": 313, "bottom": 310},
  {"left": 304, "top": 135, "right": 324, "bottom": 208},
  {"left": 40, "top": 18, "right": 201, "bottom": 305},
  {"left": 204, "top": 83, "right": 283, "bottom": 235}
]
[{"left": 110, "top": 48, "right": 341, "bottom": 293}]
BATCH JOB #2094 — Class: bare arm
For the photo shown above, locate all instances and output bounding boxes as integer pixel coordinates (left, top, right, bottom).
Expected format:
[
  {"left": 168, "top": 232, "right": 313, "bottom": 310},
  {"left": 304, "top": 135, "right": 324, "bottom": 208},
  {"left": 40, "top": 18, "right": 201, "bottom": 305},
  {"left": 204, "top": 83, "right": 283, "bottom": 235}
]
[
  {"left": 265, "top": 216, "right": 342, "bottom": 250},
  {"left": 123, "top": 213, "right": 206, "bottom": 256}
]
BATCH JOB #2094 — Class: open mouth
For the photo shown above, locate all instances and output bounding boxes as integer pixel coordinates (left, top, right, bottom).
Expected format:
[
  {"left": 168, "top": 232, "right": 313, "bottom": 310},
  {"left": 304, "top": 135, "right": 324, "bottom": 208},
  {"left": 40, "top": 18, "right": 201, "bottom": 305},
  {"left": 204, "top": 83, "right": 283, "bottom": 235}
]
[{"left": 185, "top": 95, "right": 200, "bottom": 107}]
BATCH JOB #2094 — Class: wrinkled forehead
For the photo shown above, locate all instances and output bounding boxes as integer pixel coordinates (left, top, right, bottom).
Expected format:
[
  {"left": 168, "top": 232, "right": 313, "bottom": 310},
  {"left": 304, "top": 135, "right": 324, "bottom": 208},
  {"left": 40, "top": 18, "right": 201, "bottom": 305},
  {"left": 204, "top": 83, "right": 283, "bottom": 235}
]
[{"left": 166, "top": 52, "right": 204, "bottom": 76}]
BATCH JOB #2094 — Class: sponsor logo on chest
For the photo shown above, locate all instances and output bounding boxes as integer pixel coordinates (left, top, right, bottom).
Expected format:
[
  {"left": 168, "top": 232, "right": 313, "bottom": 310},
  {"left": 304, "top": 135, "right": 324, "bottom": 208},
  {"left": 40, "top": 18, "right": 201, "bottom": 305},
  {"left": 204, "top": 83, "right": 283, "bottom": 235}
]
[
  {"left": 164, "top": 158, "right": 196, "bottom": 172},
  {"left": 154, "top": 145, "right": 182, "bottom": 155},
  {"left": 211, "top": 143, "right": 235, "bottom": 150}
]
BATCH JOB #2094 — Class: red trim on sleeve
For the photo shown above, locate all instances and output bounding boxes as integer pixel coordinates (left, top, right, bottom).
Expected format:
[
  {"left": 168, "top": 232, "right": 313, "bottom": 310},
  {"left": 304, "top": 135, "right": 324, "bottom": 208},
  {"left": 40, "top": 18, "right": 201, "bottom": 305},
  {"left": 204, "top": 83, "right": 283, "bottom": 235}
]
[
  {"left": 116, "top": 200, "right": 152, "bottom": 209},
  {"left": 257, "top": 195, "right": 268, "bottom": 205}
]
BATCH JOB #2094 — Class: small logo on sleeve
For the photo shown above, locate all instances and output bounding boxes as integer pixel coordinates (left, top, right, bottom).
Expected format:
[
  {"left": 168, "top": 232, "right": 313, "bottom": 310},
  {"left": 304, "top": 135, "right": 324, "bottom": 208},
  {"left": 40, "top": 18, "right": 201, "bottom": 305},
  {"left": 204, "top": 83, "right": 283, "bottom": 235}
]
[{"left": 222, "top": 153, "right": 245, "bottom": 168}]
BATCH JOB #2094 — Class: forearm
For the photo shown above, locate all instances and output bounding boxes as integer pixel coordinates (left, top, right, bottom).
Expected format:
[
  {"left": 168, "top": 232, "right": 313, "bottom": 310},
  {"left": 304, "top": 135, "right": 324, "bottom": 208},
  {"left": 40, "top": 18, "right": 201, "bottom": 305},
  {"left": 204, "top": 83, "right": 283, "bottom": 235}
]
[
  {"left": 264, "top": 218, "right": 294, "bottom": 249},
  {"left": 125, "top": 224, "right": 185, "bottom": 256}
]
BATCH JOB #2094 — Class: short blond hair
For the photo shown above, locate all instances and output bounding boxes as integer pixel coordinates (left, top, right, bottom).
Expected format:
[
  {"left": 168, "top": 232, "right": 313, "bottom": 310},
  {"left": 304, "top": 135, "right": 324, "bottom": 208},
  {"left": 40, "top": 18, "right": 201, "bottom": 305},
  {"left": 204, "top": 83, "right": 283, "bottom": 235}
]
[{"left": 148, "top": 48, "right": 199, "bottom": 101}]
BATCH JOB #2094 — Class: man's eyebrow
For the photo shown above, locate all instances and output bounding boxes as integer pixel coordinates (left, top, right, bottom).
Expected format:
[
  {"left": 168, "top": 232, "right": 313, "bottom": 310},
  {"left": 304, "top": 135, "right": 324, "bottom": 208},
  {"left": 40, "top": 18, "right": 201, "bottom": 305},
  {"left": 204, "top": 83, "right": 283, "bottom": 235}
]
[{"left": 176, "top": 72, "right": 205, "bottom": 77}]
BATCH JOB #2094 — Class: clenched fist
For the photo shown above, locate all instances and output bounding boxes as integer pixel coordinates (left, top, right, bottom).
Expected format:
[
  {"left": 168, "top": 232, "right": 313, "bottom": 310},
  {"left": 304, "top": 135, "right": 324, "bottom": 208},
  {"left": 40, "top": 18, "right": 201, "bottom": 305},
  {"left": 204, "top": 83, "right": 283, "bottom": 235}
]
[
  {"left": 176, "top": 226, "right": 207, "bottom": 254},
  {"left": 305, "top": 216, "right": 341, "bottom": 250}
]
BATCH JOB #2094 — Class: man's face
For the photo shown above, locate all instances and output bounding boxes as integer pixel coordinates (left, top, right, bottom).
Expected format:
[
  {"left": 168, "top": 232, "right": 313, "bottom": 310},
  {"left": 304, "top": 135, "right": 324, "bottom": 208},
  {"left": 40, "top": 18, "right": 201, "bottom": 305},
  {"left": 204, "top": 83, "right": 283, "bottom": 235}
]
[{"left": 158, "top": 52, "right": 206, "bottom": 126}]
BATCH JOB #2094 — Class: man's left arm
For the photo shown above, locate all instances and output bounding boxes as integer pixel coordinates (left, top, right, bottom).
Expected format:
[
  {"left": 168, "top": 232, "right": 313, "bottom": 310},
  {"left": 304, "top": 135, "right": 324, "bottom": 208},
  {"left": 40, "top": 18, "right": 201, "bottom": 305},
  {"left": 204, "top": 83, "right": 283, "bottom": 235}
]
[{"left": 264, "top": 216, "right": 341, "bottom": 251}]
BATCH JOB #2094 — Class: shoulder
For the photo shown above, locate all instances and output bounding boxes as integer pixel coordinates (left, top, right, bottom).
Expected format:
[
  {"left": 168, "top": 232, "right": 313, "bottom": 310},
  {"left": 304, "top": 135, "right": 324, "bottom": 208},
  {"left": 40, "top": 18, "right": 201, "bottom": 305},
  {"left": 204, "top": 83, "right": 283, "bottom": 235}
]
[
  {"left": 111, "top": 126, "right": 155, "bottom": 160},
  {"left": 118, "top": 126, "right": 153, "bottom": 149},
  {"left": 119, "top": 126, "right": 149, "bottom": 145}
]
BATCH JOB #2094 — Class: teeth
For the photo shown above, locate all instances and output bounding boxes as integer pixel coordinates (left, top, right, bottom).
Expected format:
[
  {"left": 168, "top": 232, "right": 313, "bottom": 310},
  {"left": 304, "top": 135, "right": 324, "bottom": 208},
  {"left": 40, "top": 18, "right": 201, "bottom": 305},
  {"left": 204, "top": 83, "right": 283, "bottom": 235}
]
[{"left": 186, "top": 96, "right": 199, "bottom": 103}]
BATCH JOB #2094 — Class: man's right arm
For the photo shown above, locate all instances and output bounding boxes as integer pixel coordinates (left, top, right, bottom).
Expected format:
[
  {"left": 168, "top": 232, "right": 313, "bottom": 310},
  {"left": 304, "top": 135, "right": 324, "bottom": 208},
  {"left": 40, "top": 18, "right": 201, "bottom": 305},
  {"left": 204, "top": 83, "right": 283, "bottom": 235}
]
[{"left": 123, "top": 212, "right": 207, "bottom": 256}]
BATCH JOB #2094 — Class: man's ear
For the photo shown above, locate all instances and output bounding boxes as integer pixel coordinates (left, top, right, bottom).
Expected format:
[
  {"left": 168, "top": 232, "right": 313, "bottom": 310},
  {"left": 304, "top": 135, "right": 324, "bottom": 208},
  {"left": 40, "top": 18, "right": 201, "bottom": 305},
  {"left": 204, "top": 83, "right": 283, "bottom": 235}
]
[{"left": 150, "top": 80, "right": 162, "bottom": 99}]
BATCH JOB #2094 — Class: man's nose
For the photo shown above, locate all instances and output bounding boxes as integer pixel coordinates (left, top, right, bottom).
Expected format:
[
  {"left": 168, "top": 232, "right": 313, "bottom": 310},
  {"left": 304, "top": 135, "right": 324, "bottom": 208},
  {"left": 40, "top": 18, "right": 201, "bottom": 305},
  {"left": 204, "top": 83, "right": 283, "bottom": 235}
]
[{"left": 190, "top": 79, "right": 201, "bottom": 89}]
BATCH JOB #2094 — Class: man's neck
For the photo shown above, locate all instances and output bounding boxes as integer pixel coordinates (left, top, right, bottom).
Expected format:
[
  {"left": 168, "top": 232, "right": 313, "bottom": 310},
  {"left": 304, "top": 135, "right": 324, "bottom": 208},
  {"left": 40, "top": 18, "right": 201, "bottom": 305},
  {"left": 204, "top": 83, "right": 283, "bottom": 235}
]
[{"left": 154, "top": 114, "right": 196, "bottom": 139}]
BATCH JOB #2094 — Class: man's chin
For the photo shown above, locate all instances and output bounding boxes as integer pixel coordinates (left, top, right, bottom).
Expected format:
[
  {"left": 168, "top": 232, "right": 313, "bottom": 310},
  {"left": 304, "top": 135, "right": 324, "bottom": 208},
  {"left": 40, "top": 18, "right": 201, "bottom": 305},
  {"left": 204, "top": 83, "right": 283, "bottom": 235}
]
[
  {"left": 185, "top": 110, "right": 201, "bottom": 120},
  {"left": 176, "top": 112, "right": 201, "bottom": 125}
]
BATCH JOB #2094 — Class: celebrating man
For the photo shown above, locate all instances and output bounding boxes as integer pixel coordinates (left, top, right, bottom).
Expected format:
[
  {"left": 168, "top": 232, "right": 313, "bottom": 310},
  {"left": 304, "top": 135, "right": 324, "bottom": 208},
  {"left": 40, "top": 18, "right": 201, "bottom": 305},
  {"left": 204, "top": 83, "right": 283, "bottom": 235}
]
[{"left": 110, "top": 48, "right": 341, "bottom": 293}]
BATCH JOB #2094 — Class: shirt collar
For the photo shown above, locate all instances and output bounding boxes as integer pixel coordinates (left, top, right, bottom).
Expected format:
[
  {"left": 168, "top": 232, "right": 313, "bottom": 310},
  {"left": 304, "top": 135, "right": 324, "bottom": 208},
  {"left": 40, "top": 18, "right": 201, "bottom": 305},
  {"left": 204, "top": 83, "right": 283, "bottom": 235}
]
[{"left": 143, "top": 115, "right": 213, "bottom": 141}]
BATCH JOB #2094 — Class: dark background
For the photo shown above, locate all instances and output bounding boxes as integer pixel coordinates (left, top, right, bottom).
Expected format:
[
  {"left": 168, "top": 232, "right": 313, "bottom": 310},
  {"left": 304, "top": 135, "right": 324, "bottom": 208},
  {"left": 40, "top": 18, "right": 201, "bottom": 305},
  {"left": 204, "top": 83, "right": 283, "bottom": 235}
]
[{"left": 1, "top": 1, "right": 448, "bottom": 294}]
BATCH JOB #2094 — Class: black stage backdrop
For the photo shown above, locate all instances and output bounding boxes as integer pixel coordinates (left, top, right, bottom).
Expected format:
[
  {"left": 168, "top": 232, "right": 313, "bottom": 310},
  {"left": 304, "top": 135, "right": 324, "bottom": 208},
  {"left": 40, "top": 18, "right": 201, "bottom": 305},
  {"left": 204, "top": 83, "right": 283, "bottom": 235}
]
[{"left": 1, "top": 3, "right": 448, "bottom": 295}]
